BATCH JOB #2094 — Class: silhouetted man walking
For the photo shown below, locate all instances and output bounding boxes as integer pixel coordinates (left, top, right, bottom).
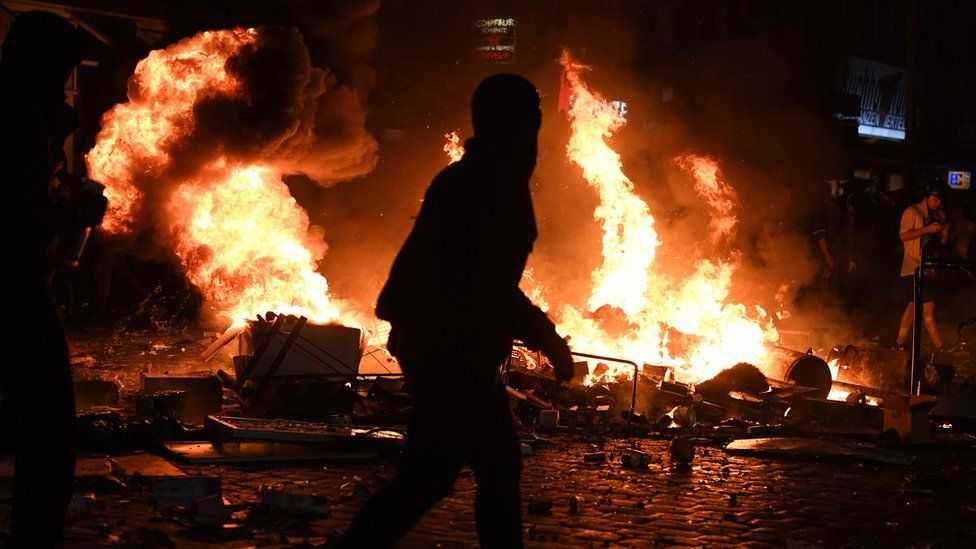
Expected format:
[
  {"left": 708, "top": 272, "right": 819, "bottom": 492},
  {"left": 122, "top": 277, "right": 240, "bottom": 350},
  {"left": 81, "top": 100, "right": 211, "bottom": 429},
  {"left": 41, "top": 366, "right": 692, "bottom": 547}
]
[
  {"left": 0, "top": 11, "right": 105, "bottom": 547},
  {"left": 341, "top": 75, "right": 574, "bottom": 547}
]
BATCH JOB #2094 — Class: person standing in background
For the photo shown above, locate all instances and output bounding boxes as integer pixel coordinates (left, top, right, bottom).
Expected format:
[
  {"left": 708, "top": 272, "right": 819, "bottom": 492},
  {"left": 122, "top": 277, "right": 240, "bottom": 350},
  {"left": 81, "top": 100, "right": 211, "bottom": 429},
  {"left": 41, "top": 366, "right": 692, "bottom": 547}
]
[{"left": 892, "top": 186, "right": 948, "bottom": 352}]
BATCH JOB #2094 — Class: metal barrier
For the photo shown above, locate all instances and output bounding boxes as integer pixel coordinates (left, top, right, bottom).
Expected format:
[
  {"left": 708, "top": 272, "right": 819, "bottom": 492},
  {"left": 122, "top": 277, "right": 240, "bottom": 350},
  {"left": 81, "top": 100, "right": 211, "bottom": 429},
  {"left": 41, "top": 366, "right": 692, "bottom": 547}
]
[
  {"left": 511, "top": 343, "right": 642, "bottom": 414},
  {"left": 910, "top": 257, "right": 976, "bottom": 394}
]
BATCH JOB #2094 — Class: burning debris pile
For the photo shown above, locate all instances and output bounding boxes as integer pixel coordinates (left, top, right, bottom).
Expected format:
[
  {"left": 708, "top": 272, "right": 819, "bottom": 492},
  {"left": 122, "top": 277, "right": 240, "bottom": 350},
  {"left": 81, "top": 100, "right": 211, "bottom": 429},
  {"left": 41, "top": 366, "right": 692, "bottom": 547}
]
[
  {"left": 523, "top": 53, "right": 781, "bottom": 386},
  {"left": 75, "top": 30, "right": 976, "bottom": 468},
  {"left": 432, "top": 52, "right": 779, "bottom": 390},
  {"left": 87, "top": 26, "right": 377, "bottom": 326},
  {"left": 444, "top": 53, "right": 784, "bottom": 389}
]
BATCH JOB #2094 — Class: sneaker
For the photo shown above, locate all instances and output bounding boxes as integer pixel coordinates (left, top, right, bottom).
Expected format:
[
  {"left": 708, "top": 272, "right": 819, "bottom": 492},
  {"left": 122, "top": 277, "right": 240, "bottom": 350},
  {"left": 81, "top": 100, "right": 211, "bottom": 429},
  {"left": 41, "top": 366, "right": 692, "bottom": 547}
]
[{"left": 885, "top": 343, "right": 906, "bottom": 351}]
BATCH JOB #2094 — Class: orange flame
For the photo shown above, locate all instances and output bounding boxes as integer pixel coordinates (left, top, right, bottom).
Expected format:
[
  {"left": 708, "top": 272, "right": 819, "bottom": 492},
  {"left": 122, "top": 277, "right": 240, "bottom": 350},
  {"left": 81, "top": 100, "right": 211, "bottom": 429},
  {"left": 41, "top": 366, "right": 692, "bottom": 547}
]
[
  {"left": 560, "top": 53, "right": 658, "bottom": 316},
  {"left": 168, "top": 164, "right": 343, "bottom": 324},
  {"left": 674, "top": 154, "right": 738, "bottom": 245},
  {"left": 556, "top": 51, "right": 778, "bottom": 384},
  {"left": 443, "top": 131, "right": 464, "bottom": 164},
  {"left": 88, "top": 28, "right": 259, "bottom": 234},
  {"left": 87, "top": 28, "right": 358, "bottom": 327}
]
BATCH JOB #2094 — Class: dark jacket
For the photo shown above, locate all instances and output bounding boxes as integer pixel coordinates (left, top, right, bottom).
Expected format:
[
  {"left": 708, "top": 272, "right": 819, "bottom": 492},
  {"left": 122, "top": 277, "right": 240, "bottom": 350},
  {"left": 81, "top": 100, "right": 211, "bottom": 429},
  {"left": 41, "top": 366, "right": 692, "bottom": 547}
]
[
  {"left": 376, "top": 138, "right": 558, "bottom": 361},
  {"left": 0, "top": 79, "right": 70, "bottom": 296}
]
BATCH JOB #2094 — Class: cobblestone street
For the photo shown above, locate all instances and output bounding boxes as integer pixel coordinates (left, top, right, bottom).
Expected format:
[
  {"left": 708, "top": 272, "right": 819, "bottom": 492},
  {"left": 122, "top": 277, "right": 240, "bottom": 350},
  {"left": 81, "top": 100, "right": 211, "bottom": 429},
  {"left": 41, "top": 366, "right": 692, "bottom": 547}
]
[
  {"left": 2, "top": 0, "right": 976, "bottom": 546},
  {"left": 0, "top": 329, "right": 972, "bottom": 547},
  {"left": 42, "top": 435, "right": 976, "bottom": 547}
]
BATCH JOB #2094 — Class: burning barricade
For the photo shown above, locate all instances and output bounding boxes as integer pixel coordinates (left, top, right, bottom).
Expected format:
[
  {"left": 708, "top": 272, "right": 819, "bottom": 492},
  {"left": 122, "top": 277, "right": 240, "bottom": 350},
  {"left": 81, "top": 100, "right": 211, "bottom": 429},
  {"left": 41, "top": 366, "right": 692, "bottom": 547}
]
[{"left": 71, "top": 24, "right": 976, "bottom": 470}]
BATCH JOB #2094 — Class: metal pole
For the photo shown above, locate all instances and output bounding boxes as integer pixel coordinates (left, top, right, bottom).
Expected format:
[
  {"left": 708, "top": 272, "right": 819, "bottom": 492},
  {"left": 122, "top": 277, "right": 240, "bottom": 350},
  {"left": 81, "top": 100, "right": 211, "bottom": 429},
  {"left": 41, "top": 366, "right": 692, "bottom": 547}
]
[{"left": 910, "top": 266, "right": 924, "bottom": 394}]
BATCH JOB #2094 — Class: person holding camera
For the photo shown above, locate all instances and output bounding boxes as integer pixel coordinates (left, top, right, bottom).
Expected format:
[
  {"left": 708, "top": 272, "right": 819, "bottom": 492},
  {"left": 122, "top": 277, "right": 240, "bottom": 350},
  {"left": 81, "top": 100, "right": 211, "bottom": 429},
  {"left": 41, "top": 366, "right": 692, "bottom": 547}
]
[{"left": 892, "top": 185, "right": 949, "bottom": 352}]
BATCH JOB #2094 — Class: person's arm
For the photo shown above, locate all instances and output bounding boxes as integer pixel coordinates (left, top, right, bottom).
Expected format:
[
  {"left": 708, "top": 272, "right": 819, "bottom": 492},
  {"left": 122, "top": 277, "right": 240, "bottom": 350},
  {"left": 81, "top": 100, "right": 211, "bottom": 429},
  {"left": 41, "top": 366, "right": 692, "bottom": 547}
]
[
  {"left": 900, "top": 223, "right": 942, "bottom": 242},
  {"left": 938, "top": 218, "right": 951, "bottom": 245},
  {"left": 900, "top": 207, "right": 942, "bottom": 242},
  {"left": 510, "top": 290, "right": 574, "bottom": 381},
  {"left": 814, "top": 231, "right": 835, "bottom": 271}
]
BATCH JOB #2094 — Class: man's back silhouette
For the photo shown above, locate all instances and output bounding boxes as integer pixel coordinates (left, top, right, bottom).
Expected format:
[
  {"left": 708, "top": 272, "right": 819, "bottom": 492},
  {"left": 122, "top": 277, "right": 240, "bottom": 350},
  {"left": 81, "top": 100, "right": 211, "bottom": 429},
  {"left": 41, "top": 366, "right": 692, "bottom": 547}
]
[
  {"left": 341, "top": 74, "right": 574, "bottom": 548},
  {"left": 0, "top": 10, "right": 104, "bottom": 547}
]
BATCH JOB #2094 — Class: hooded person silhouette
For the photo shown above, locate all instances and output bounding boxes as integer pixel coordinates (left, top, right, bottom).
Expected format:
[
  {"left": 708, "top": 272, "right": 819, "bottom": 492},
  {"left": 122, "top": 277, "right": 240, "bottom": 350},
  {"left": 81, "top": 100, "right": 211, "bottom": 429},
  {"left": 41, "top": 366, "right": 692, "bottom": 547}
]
[
  {"left": 0, "top": 10, "right": 105, "bottom": 547},
  {"left": 341, "top": 74, "right": 574, "bottom": 548}
]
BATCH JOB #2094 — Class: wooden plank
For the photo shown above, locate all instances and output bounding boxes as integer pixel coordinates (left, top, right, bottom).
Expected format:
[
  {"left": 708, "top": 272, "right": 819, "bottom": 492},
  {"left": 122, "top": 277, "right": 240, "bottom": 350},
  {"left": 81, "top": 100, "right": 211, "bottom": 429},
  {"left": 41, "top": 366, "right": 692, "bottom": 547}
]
[
  {"left": 111, "top": 453, "right": 186, "bottom": 478},
  {"left": 163, "top": 441, "right": 378, "bottom": 465},
  {"left": 205, "top": 415, "right": 405, "bottom": 449}
]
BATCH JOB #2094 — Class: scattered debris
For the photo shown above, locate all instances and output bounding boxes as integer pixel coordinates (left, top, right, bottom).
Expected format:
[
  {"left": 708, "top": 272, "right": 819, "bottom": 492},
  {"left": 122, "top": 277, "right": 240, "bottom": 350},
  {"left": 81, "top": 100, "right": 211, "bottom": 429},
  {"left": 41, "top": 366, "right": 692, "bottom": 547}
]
[
  {"left": 141, "top": 373, "right": 222, "bottom": 424},
  {"left": 569, "top": 495, "right": 584, "bottom": 514},
  {"left": 259, "top": 485, "right": 330, "bottom": 515},
  {"left": 152, "top": 475, "right": 221, "bottom": 504},
  {"left": 119, "top": 527, "right": 174, "bottom": 548},
  {"left": 672, "top": 405, "right": 697, "bottom": 428},
  {"left": 583, "top": 451, "right": 607, "bottom": 463},
  {"left": 874, "top": 428, "right": 902, "bottom": 448},
  {"left": 846, "top": 391, "right": 867, "bottom": 405},
  {"left": 205, "top": 415, "right": 405, "bottom": 451},
  {"left": 77, "top": 410, "right": 205, "bottom": 452},
  {"left": 189, "top": 494, "right": 228, "bottom": 525},
  {"left": 163, "top": 441, "right": 379, "bottom": 465},
  {"left": 136, "top": 390, "right": 187, "bottom": 420},
  {"left": 620, "top": 448, "right": 652, "bottom": 469},
  {"left": 724, "top": 437, "right": 912, "bottom": 465},
  {"left": 696, "top": 362, "right": 768, "bottom": 401},
  {"left": 340, "top": 473, "right": 389, "bottom": 502},
  {"left": 67, "top": 492, "right": 100, "bottom": 518},
  {"left": 527, "top": 500, "right": 553, "bottom": 515},
  {"left": 70, "top": 354, "right": 97, "bottom": 368},
  {"left": 883, "top": 395, "right": 938, "bottom": 445},
  {"left": 538, "top": 409, "right": 560, "bottom": 431},
  {"left": 669, "top": 437, "right": 695, "bottom": 465},
  {"left": 110, "top": 453, "right": 186, "bottom": 479},
  {"left": 73, "top": 378, "right": 121, "bottom": 409}
]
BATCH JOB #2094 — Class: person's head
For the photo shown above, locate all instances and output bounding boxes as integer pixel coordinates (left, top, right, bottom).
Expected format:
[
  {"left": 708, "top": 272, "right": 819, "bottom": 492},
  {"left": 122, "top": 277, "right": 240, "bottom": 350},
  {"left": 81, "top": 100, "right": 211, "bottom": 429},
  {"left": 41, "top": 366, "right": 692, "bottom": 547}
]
[
  {"left": 471, "top": 74, "right": 541, "bottom": 148},
  {"left": 922, "top": 185, "right": 944, "bottom": 211},
  {"left": 1, "top": 11, "right": 81, "bottom": 94}
]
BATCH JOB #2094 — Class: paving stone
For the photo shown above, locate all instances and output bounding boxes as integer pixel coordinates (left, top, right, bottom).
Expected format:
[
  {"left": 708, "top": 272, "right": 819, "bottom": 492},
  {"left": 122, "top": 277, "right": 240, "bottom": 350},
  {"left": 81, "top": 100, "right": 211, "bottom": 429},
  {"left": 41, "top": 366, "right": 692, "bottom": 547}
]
[{"left": 27, "top": 330, "right": 976, "bottom": 547}]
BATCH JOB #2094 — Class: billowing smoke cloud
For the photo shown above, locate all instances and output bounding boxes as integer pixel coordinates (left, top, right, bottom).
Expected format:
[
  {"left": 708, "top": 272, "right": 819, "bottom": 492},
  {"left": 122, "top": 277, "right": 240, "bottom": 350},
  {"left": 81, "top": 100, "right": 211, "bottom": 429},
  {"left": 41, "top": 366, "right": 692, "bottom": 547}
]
[
  {"left": 172, "top": 25, "right": 377, "bottom": 189},
  {"left": 89, "top": 24, "right": 377, "bottom": 242},
  {"left": 87, "top": 25, "right": 379, "bottom": 324}
]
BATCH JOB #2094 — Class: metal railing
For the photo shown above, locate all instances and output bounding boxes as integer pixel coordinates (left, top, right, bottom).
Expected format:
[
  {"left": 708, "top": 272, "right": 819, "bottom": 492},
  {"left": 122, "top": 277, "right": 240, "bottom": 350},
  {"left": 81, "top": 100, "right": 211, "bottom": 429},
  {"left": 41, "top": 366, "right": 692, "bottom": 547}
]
[
  {"left": 910, "top": 257, "right": 976, "bottom": 394},
  {"left": 511, "top": 343, "right": 642, "bottom": 414}
]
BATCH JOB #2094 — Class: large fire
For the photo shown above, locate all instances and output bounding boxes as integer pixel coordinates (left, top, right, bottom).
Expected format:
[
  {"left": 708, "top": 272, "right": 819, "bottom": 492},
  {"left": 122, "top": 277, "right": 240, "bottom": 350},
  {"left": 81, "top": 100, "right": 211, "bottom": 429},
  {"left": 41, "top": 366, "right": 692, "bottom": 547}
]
[
  {"left": 555, "top": 51, "right": 778, "bottom": 383},
  {"left": 87, "top": 28, "right": 357, "bottom": 326},
  {"left": 439, "top": 54, "right": 779, "bottom": 384},
  {"left": 91, "top": 29, "right": 780, "bottom": 383},
  {"left": 436, "top": 52, "right": 776, "bottom": 385}
]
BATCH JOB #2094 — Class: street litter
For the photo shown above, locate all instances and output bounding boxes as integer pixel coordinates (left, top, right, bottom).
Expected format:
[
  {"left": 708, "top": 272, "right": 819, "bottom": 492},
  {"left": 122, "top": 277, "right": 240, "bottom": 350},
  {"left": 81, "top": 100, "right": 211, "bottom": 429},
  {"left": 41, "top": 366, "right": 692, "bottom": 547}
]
[
  {"left": 724, "top": 437, "right": 913, "bottom": 465},
  {"left": 259, "top": 484, "right": 330, "bottom": 515},
  {"left": 669, "top": 437, "right": 695, "bottom": 465},
  {"left": 162, "top": 441, "right": 379, "bottom": 465}
]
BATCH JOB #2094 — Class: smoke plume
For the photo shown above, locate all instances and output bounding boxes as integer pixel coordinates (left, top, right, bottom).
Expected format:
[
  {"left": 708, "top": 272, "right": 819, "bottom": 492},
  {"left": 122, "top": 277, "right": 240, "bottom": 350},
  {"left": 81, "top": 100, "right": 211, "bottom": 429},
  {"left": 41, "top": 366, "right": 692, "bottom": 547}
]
[{"left": 87, "top": 25, "right": 378, "bottom": 324}]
